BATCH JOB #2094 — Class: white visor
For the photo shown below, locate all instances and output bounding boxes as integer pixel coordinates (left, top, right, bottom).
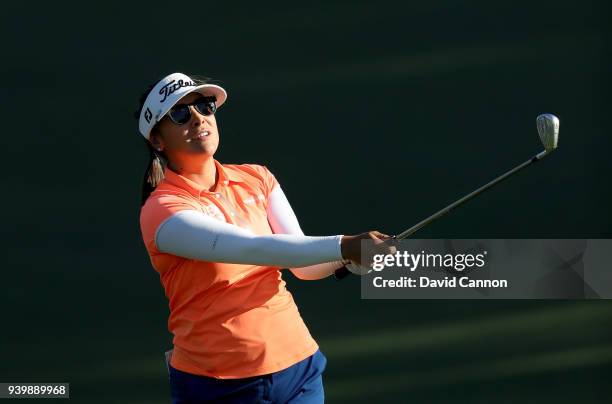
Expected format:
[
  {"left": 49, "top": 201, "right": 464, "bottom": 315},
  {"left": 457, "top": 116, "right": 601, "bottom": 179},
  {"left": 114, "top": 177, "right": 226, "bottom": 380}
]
[{"left": 138, "top": 72, "right": 227, "bottom": 139}]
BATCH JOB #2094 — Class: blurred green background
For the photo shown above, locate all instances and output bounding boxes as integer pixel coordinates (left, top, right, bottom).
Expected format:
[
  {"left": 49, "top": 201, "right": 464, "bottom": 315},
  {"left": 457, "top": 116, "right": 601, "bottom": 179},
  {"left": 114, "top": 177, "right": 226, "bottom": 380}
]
[{"left": 2, "top": 0, "right": 611, "bottom": 403}]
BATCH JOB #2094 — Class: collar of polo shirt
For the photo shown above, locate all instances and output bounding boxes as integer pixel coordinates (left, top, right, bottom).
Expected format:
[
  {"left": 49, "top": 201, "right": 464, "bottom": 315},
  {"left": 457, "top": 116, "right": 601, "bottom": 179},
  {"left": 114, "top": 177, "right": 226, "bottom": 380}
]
[{"left": 162, "top": 160, "right": 245, "bottom": 197}]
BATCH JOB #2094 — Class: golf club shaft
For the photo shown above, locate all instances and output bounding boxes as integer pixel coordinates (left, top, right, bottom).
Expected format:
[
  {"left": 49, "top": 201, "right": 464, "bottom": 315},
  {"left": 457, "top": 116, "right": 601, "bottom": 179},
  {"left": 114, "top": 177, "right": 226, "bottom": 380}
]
[
  {"left": 334, "top": 149, "right": 549, "bottom": 280},
  {"left": 396, "top": 150, "right": 548, "bottom": 238}
]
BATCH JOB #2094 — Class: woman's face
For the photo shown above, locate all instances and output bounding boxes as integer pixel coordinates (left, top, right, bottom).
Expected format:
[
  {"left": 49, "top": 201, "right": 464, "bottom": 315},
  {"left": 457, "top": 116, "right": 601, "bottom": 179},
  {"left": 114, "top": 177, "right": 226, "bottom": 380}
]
[{"left": 150, "top": 91, "right": 220, "bottom": 160}]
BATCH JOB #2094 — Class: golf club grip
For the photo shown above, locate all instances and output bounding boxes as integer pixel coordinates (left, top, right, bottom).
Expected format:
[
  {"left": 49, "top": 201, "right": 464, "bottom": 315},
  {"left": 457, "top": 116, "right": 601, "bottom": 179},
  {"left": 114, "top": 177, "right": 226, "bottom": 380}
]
[{"left": 333, "top": 266, "right": 351, "bottom": 280}]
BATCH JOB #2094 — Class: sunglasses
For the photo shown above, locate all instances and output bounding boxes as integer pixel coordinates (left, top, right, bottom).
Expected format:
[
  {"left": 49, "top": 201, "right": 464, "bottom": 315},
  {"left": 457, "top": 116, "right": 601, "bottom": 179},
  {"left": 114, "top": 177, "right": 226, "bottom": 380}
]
[{"left": 166, "top": 96, "right": 217, "bottom": 125}]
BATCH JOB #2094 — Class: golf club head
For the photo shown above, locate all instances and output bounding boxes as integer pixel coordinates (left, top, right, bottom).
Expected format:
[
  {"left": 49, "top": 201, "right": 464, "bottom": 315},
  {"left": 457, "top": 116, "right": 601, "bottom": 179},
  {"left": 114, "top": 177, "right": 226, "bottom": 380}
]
[{"left": 536, "top": 114, "right": 559, "bottom": 152}]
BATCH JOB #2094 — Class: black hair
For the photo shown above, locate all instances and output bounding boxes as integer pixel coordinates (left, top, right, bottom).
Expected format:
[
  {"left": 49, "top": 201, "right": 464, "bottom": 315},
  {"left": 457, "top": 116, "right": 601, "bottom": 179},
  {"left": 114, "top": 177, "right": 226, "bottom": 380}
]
[{"left": 136, "top": 74, "right": 211, "bottom": 206}]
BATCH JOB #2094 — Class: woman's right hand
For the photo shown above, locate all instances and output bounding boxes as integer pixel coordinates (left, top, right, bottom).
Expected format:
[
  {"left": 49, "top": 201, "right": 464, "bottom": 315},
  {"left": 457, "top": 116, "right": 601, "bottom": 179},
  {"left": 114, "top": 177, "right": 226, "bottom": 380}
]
[{"left": 340, "top": 231, "right": 396, "bottom": 267}]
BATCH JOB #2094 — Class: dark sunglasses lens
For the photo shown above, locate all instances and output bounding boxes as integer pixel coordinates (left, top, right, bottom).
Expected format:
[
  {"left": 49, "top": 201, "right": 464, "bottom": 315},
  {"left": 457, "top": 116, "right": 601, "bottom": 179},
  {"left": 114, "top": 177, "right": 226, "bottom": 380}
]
[
  {"left": 195, "top": 100, "right": 217, "bottom": 116},
  {"left": 168, "top": 106, "right": 191, "bottom": 124}
]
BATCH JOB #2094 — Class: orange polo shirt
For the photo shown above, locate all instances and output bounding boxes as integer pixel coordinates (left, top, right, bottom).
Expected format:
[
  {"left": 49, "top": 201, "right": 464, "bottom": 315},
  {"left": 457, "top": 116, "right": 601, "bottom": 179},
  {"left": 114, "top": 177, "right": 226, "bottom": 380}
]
[{"left": 139, "top": 160, "right": 319, "bottom": 379}]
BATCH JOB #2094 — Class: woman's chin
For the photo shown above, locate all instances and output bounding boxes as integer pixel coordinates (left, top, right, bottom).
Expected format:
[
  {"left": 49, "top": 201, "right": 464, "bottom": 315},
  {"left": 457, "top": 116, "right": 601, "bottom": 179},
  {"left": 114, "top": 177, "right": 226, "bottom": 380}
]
[{"left": 188, "top": 143, "right": 218, "bottom": 156}]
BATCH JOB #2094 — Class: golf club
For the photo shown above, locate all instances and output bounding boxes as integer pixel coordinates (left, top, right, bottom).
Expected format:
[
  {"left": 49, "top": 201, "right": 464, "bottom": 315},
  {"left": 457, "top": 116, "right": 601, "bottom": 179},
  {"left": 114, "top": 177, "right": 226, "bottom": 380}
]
[{"left": 334, "top": 113, "right": 560, "bottom": 280}]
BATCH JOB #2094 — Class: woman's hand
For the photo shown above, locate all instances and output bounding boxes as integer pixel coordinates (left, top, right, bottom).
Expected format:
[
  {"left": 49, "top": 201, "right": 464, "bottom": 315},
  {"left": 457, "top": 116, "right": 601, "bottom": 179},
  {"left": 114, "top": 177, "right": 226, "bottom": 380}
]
[{"left": 340, "top": 231, "right": 396, "bottom": 268}]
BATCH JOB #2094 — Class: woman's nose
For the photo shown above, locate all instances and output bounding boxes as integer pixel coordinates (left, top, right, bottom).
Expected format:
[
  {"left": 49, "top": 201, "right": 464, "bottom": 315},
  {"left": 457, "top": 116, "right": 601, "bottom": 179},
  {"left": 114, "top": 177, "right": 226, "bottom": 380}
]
[{"left": 190, "top": 106, "right": 206, "bottom": 127}]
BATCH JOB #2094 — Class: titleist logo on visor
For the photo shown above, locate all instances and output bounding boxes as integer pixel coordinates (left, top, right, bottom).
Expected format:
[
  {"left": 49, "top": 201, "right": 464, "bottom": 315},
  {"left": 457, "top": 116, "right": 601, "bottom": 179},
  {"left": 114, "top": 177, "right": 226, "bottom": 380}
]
[{"left": 159, "top": 79, "right": 197, "bottom": 103}]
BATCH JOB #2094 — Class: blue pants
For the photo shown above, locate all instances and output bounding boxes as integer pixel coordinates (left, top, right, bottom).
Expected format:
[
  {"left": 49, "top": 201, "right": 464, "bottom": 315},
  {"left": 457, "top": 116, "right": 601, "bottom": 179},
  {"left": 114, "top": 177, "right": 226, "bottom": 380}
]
[{"left": 167, "top": 349, "right": 327, "bottom": 403}]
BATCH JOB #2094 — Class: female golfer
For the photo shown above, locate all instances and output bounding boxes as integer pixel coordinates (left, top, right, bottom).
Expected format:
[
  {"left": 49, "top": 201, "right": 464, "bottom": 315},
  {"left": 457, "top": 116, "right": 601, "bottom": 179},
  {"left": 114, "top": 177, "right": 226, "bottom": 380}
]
[{"left": 137, "top": 72, "right": 393, "bottom": 403}]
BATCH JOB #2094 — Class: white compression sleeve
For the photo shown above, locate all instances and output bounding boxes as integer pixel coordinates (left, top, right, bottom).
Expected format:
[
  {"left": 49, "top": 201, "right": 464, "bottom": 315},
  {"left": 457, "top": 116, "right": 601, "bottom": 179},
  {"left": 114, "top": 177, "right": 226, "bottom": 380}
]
[
  {"left": 266, "top": 186, "right": 345, "bottom": 280},
  {"left": 155, "top": 210, "right": 343, "bottom": 267}
]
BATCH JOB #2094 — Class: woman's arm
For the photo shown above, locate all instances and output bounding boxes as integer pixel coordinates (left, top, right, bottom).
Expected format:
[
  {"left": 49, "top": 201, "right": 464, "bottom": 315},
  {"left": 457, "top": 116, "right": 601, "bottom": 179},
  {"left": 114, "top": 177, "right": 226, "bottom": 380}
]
[
  {"left": 267, "top": 185, "right": 346, "bottom": 280},
  {"left": 155, "top": 210, "right": 344, "bottom": 267}
]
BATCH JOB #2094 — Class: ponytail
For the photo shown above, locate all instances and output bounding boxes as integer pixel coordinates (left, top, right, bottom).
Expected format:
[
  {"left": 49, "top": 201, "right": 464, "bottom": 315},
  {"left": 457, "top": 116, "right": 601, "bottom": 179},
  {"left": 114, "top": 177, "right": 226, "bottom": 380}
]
[
  {"left": 135, "top": 79, "right": 164, "bottom": 206},
  {"left": 141, "top": 138, "right": 167, "bottom": 206}
]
